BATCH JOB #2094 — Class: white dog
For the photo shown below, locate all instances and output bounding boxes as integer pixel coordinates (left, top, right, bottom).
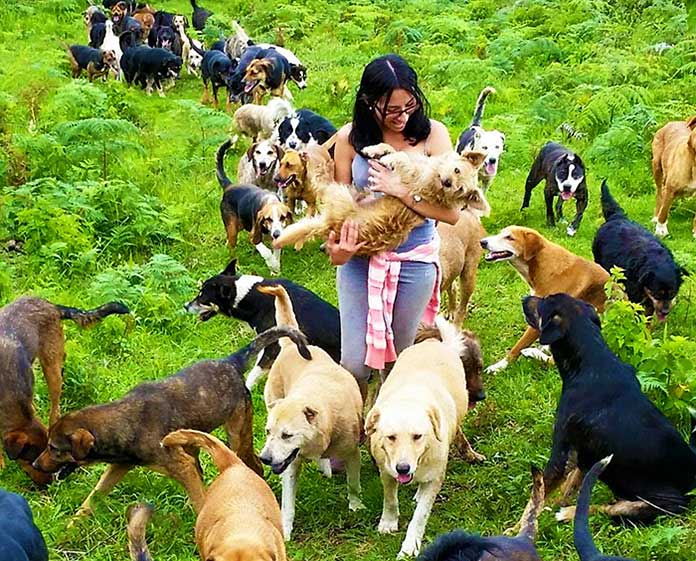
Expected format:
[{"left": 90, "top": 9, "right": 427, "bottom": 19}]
[
  {"left": 173, "top": 17, "right": 203, "bottom": 76},
  {"left": 234, "top": 98, "right": 294, "bottom": 141},
  {"left": 237, "top": 139, "right": 284, "bottom": 193},
  {"left": 102, "top": 20, "right": 122, "bottom": 79}
]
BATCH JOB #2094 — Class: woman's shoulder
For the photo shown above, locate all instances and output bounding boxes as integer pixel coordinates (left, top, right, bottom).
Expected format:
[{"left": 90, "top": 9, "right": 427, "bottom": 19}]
[
  {"left": 337, "top": 122, "right": 353, "bottom": 139},
  {"left": 426, "top": 119, "right": 453, "bottom": 154},
  {"left": 428, "top": 119, "right": 450, "bottom": 136}
]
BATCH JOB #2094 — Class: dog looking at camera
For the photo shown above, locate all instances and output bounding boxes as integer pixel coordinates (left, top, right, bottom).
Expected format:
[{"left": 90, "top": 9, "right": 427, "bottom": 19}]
[
  {"left": 274, "top": 144, "right": 488, "bottom": 254},
  {"left": 237, "top": 139, "right": 284, "bottom": 193},
  {"left": 273, "top": 143, "right": 334, "bottom": 216}
]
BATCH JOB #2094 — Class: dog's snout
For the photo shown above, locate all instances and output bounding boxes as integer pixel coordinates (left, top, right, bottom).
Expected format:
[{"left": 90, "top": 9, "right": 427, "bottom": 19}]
[
  {"left": 272, "top": 230, "right": 282, "bottom": 239},
  {"left": 442, "top": 178, "right": 452, "bottom": 188},
  {"left": 259, "top": 452, "right": 273, "bottom": 466},
  {"left": 480, "top": 238, "right": 489, "bottom": 249},
  {"left": 488, "top": 157, "right": 497, "bottom": 164},
  {"left": 473, "top": 390, "right": 486, "bottom": 402},
  {"left": 396, "top": 463, "right": 411, "bottom": 475}
]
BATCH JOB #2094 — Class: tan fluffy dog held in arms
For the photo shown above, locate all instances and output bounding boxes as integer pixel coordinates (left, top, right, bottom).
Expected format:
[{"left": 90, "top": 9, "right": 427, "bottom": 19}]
[
  {"left": 0, "top": 297, "right": 128, "bottom": 485},
  {"left": 234, "top": 98, "right": 294, "bottom": 141},
  {"left": 162, "top": 430, "right": 287, "bottom": 561},
  {"left": 257, "top": 285, "right": 364, "bottom": 541},
  {"left": 437, "top": 208, "right": 485, "bottom": 325},
  {"left": 365, "top": 318, "right": 484, "bottom": 559},
  {"left": 274, "top": 143, "right": 489, "bottom": 255},
  {"left": 480, "top": 226, "right": 609, "bottom": 373},
  {"left": 651, "top": 115, "right": 696, "bottom": 238},
  {"left": 273, "top": 143, "right": 334, "bottom": 216}
]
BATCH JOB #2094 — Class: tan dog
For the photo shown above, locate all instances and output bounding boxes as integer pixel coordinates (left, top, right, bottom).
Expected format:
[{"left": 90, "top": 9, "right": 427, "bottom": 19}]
[
  {"left": 234, "top": 98, "right": 294, "bottom": 141},
  {"left": 437, "top": 209, "right": 485, "bottom": 325},
  {"left": 237, "top": 139, "right": 284, "bottom": 192},
  {"left": 651, "top": 116, "right": 696, "bottom": 238},
  {"left": 365, "top": 322, "right": 484, "bottom": 559},
  {"left": 274, "top": 144, "right": 489, "bottom": 254},
  {"left": 162, "top": 430, "right": 287, "bottom": 561},
  {"left": 480, "top": 226, "right": 609, "bottom": 373},
  {"left": 243, "top": 58, "right": 291, "bottom": 105},
  {"left": 273, "top": 143, "right": 334, "bottom": 216},
  {"left": 257, "top": 285, "right": 364, "bottom": 540}
]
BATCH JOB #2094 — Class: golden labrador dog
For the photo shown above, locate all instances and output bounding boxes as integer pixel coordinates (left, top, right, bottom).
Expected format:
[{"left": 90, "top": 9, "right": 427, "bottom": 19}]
[
  {"left": 257, "top": 285, "right": 364, "bottom": 540},
  {"left": 162, "top": 430, "right": 287, "bottom": 561},
  {"left": 365, "top": 322, "right": 484, "bottom": 559},
  {"left": 651, "top": 115, "right": 696, "bottom": 238},
  {"left": 480, "top": 226, "right": 608, "bottom": 373}
]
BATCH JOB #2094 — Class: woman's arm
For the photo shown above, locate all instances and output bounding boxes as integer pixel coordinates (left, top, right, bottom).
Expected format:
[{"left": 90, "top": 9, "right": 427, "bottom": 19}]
[{"left": 333, "top": 124, "right": 355, "bottom": 185}]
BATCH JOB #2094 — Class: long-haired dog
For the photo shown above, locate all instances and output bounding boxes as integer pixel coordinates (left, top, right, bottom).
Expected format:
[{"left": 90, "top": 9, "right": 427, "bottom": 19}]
[
  {"left": 273, "top": 143, "right": 334, "bottom": 216},
  {"left": 237, "top": 139, "right": 284, "bottom": 192},
  {"left": 225, "top": 20, "right": 254, "bottom": 59},
  {"left": 274, "top": 144, "right": 489, "bottom": 255},
  {"left": 234, "top": 98, "right": 294, "bottom": 141}
]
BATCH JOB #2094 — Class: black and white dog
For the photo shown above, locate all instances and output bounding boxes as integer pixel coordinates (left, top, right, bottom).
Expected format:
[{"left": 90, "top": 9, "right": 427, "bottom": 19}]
[
  {"left": 521, "top": 141, "right": 588, "bottom": 236},
  {"left": 456, "top": 86, "right": 505, "bottom": 191},
  {"left": 275, "top": 109, "right": 337, "bottom": 150},
  {"left": 120, "top": 33, "right": 182, "bottom": 96},
  {"left": 184, "top": 260, "right": 341, "bottom": 390}
]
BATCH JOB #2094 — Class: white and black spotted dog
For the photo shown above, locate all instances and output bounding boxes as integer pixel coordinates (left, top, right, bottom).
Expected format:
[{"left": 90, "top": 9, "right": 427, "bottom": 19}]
[
  {"left": 456, "top": 86, "right": 505, "bottom": 191},
  {"left": 237, "top": 139, "right": 284, "bottom": 194}
]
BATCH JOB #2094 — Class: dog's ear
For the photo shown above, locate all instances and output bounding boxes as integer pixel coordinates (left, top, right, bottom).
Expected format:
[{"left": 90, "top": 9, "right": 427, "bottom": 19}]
[
  {"left": 250, "top": 212, "right": 265, "bottom": 245},
  {"left": 3, "top": 431, "right": 30, "bottom": 460},
  {"left": 274, "top": 143, "right": 284, "bottom": 160},
  {"left": 538, "top": 312, "right": 566, "bottom": 345},
  {"left": 460, "top": 150, "right": 486, "bottom": 170},
  {"left": 303, "top": 406, "right": 318, "bottom": 424},
  {"left": 184, "top": 15, "right": 189, "bottom": 27},
  {"left": 70, "top": 429, "right": 95, "bottom": 461},
  {"left": 246, "top": 142, "right": 258, "bottom": 161},
  {"left": 522, "top": 231, "right": 542, "bottom": 261},
  {"left": 222, "top": 259, "right": 237, "bottom": 276},
  {"left": 499, "top": 132, "right": 506, "bottom": 146},
  {"left": 522, "top": 296, "right": 542, "bottom": 330},
  {"left": 364, "top": 408, "right": 380, "bottom": 437},
  {"left": 427, "top": 407, "right": 442, "bottom": 442}
]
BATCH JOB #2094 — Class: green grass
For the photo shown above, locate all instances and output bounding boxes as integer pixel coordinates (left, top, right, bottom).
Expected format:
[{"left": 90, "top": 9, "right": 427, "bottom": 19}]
[{"left": 1, "top": 0, "right": 696, "bottom": 559}]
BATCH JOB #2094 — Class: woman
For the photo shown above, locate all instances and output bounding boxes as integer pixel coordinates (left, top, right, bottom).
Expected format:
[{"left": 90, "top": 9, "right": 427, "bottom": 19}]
[{"left": 327, "top": 53, "right": 460, "bottom": 394}]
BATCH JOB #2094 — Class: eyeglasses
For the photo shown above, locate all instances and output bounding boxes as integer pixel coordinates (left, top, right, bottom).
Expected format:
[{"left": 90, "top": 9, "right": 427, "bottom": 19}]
[{"left": 374, "top": 98, "right": 421, "bottom": 119}]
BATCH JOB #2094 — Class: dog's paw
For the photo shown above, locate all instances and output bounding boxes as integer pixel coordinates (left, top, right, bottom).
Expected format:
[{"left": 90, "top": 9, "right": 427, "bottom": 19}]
[
  {"left": 485, "top": 358, "right": 508, "bottom": 374},
  {"left": 655, "top": 221, "right": 669, "bottom": 237},
  {"left": 397, "top": 536, "right": 421, "bottom": 559},
  {"left": 465, "top": 449, "right": 486, "bottom": 464},
  {"left": 349, "top": 496, "right": 366, "bottom": 512},
  {"left": 316, "top": 458, "right": 332, "bottom": 478},
  {"left": 555, "top": 506, "right": 576, "bottom": 523},
  {"left": 520, "top": 348, "right": 554, "bottom": 363},
  {"left": 566, "top": 225, "right": 577, "bottom": 237},
  {"left": 378, "top": 516, "right": 399, "bottom": 534},
  {"left": 363, "top": 143, "right": 395, "bottom": 160}
]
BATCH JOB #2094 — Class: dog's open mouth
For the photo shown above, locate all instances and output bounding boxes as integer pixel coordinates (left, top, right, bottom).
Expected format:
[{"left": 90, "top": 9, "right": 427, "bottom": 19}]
[
  {"left": 560, "top": 191, "right": 573, "bottom": 201},
  {"left": 275, "top": 174, "right": 296, "bottom": 189},
  {"left": 244, "top": 79, "right": 259, "bottom": 93},
  {"left": 485, "top": 250, "right": 514, "bottom": 262},
  {"left": 484, "top": 162, "right": 497, "bottom": 176},
  {"left": 271, "top": 448, "right": 300, "bottom": 474},
  {"left": 396, "top": 473, "right": 413, "bottom": 485}
]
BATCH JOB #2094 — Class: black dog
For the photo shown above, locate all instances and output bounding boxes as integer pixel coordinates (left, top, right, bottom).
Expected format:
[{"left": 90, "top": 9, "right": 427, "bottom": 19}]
[
  {"left": 66, "top": 45, "right": 117, "bottom": 82},
  {"left": 120, "top": 37, "right": 181, "bottom": 96},
  {"left": 153, "top": 10, "right": 176, "bottom": 28},
  {"left": 150, "top": 24, "right": 182, "bottom": 56},
  {"left": 523, "top": 293, "right": 696, "bottom": 522},
  {"left": 521, "top": 142, "right": 588, "bottom": 236},
  {"left": 593, "top": 180, "right": 685, "bottom": 321},
  {"left": 276, "top": 109, "right": 337, "bottom": 150},
  {"left": 88, "top": 22, "right": 106, "bottom": 48},
  {"left": 192, "top": 44, "right": 238, "bottom": 109},
  {"left": 191, "top": 0, "right": 212, "bottom": 30},
  {"left": 417, "top": 466, "right": 544, "bottom": 561},
  {"left": 574, "top": 457, "right": 636, "bottom": 561},
  {"left": 0, "top": 489, "right": 48, "bottom": 561},
  {"left": 184, "top": 259, "right": 341, "bottom": 390}
]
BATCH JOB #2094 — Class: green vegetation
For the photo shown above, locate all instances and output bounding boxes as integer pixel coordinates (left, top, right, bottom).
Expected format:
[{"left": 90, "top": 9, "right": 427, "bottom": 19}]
[{"left": 1, "top": 0, "right": 695, "bottom": 559}]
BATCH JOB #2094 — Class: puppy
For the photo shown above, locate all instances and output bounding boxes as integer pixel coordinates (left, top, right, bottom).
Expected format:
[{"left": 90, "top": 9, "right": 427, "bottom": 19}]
[
  {"left": 456, "top": 86, "right": 505, "bottom": 191},
  {"left": 66, "top": 45, "right": 117, "bottom": 82},
  {"left": 273, "top": 143, "right": 334, "bottom": 216},
  {"left": 573, "top": 457, "right": 636, "bottom": 561},
  {"left": 593, "top": 180, "right": 685, "bottom": 321},
  {"left": 0, "top": 489, "right": 48, "bottom": 561},
  {"left": 366, "top": 314, "right": 484, "bottom": 559},
  {"left": 651, "top": 116, "right": 696, "bottom": 238},
  {"left": 238, "top": 139, "right": 284, "bottom": 192},
  {"left": 481, "top": 226, "right": 608, "bottom": 373},
  {"left": 32, "top": 327, "right": 308, "bottom": 516},
  {"left": 436, "top": 208, "right": 485, "bottom": 325},
  {"left": 225, "top": 20, "right": 254, "bottom": 59},
  {"left": 234, "top": 98, "right": 294, "bottom": 141},
  {"left": 162, "top": 430, "right": 287, "bottom": 561},
  {"left": 276, "top": 108, "right": 336, "bottom": 150},
  {"left": 0, "top": 297, "right": 128, "bottom": 485},
  {"left": 190, "top": 0, "right": 212, "bottom": 31},
  {"left": 184, "top": 259, "right": 341, "bottom": 390},
  {"left": 217, "top": 139, "right": 292, "bottom": 274},
  {"left": 523, "top": 294, "right": 696, "bottom": 523},
  {"left": 417, "top": 466, "right": 544, "bottom": 561},
  {"left": 414, "top": 315, "right": 486, "bottom": 407},
  {"left": 258, "top": 285, "right": 364, "bottom": 540},
  {"left": 275, "top": 145, "right": 488, "bottom": 254},
  {"left": 243, "top": 51, "right": 292, "bottom": 104},
  {"left": 521, "top": 142, "right": 588, "bottom": 236}
]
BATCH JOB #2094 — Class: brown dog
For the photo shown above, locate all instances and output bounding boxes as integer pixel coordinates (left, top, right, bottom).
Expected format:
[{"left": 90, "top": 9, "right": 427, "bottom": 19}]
[
  {"left": 33, "top": 327, "right": 308, "bottom": 516},
  {"left": 480, "top": 226, "right": 608, "bottom": 372},
  {"left": 0, "top": 297, "right": 128, "bottom": 485},
  {"left": 437, "top": 209, "right": 485, "bottom": 325},
  {"left": 163, "top": 430, "right": 287, "bottom": 561},
  {"left": 651, "top": 116, "right": 696, "bottom": 238},
  {"left": 273, "top": 143, "right": 334, "bottom": 217},
  {"left": 243, "top": 58, "right": 291, "bottom": 105},
  {"left": 132, "top": 11, "right": 155, "bottom": 43}
]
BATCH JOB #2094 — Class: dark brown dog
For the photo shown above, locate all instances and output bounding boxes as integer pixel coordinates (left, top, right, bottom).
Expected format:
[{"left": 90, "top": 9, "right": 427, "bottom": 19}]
[
  {"left": 32, "top": 326, "right": 309, "bottom": 517},
  {"left": 0, "top": 297, "right": 128, "bottom": 485}
]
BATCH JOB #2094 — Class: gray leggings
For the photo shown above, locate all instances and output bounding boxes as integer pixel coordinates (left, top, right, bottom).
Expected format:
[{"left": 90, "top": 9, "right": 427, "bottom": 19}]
[{"left": 337, "top": 256, "right": 437, "bottom": 381}]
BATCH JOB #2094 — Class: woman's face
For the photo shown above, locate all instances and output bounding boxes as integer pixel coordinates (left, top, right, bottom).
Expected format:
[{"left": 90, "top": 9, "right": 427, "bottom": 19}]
[{"left": 373, "top": 88, "right": 420, "bottom": 134}]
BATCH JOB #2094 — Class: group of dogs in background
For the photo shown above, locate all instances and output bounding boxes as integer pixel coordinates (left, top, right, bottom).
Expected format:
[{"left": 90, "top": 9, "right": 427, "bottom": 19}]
[{"left": 4, "top": 1, "right": 696, "bottom": 561}]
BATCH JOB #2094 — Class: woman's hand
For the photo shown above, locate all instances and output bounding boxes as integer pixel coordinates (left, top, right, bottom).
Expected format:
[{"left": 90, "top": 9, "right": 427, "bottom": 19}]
[
  {"left": 326, "top": 220, "right": 366, "bottom": 266},
  {"left": 367, "top": 160, "right": 408, "bottom": 200}
]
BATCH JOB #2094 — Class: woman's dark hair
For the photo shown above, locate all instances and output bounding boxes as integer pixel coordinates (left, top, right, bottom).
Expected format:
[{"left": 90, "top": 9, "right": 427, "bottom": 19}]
[{"left": 349, "top": 54, "right": 431, "bottom": 153}]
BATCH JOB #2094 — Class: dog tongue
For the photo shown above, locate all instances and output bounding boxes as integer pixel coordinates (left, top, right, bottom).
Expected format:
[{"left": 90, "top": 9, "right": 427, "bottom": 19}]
[
  {"left": 561, "top": 191, "right": 573, "bottom": 201},
  {"left": 485, "top": 162, "right": 497, "bottom": 175},
  {"left": 396, "top": 474, "right": 412, "bottom": 484}
]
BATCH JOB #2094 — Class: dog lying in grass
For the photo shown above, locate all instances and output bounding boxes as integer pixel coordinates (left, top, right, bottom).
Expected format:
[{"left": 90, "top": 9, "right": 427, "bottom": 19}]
[{"left": 274, "top": 144, "right": 489, "bottom": 254}]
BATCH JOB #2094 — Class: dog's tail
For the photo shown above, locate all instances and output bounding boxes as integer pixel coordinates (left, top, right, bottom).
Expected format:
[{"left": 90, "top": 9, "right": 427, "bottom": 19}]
[
  {"left": 162, "top": 429, "right": 240, "bottom": 473},
  {"left": 688, "top": 407, "right": 696, "bottom": 451},
  {"left": 189, "top": 37, "right": 206, "bottom": 57},
  {"left": 256, "top": 285, "right": 300, "bottom": 349},
  {"left": 417, "top": 530, "right": 488, "bottom": 561},
  {"left": 470, "top": 86, "right": 496, "bottom": 127},
  {"left": 127, "top": 503, "right": 154, "bottom": 561},
  {"left": 574, "top": 455, "right": 613, "bottom": 561},
  {"left": 216, "top": 138, "right": 234, "bottom": 190},
  {"left": 600, "top": 180, "right": 626, "bottom": 222},
  {"left": 57, "top": 301, "right": 129, "bottom": 328},
  {"left": 190, "top": 0, "right": 198, "bottom": 10},
  {"left": 518, "top": 465, "right": 545, "bottom": 542},
  {"left": 225, "top": 325, "right": 311, "bottom": 371},
  {"left": 416, "top": 316, "right": 466, "bottom": 357}
]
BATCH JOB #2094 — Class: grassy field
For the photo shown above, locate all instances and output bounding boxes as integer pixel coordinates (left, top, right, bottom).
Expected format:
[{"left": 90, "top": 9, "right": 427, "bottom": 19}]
[{"left": 1, "top": 0, "right": 696, "bottom": 559}]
